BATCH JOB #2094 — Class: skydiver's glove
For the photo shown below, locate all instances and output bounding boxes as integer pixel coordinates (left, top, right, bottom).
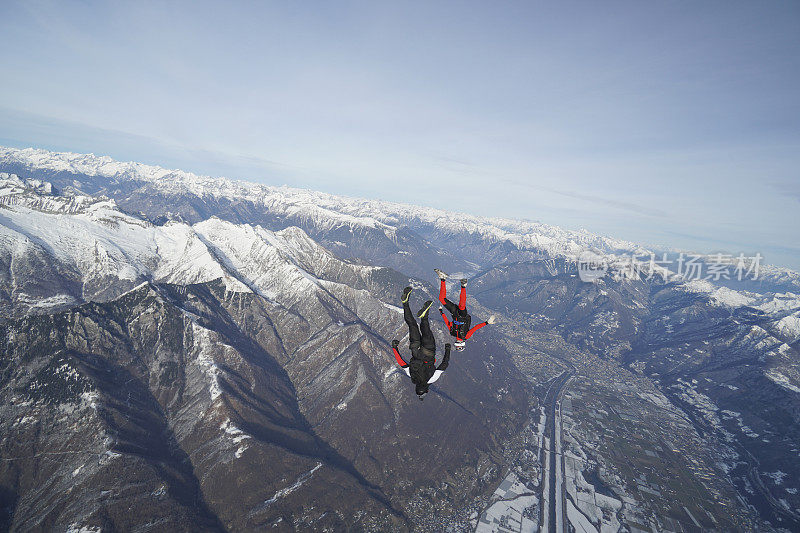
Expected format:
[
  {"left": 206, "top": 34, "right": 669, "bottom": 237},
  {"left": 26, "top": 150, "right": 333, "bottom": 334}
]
[
  {"left": 392, "top": 339, "right": 399, "bottom": 349},
  {"left": 487, "top": 315, "right": 496, "bottom": 325},
  {"left": 439, "top": 307, "right": 444, "bottom": 313}
]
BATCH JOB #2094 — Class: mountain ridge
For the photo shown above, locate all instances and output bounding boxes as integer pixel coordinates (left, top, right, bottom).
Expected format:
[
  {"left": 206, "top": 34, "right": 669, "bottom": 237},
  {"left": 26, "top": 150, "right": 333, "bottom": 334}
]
[
  {"left": 1, "top": 147, "right": 799, "bottom": 531},
  {"left": 0, "top": 166, "right": 530, "bottom": 531}
]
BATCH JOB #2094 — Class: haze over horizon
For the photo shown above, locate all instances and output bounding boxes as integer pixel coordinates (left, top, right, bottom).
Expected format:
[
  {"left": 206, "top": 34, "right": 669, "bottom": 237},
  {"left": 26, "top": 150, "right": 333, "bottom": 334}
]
[{"left": 1, "top": 1, "right": 799, "bottom": 269}]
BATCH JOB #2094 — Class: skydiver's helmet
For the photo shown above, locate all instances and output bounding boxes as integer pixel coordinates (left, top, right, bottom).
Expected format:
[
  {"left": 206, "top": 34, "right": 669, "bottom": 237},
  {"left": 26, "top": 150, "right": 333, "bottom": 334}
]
[
  {"left": 454, "top": 340, "right": 466, "bottom": 351},
  {"left": 415, "top": 383, "right": 429, "bottom": 399}
]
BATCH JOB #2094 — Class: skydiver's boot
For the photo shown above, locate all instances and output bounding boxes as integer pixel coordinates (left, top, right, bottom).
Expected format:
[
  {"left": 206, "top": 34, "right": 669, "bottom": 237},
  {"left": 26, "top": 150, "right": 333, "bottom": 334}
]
[
  {"left": 401, "top": 286, "right": 413, "bottom": 304},
  {"left": 460, "top": 278, "right": 468, "bottom": 287},
  {"left": 434, "top": 269, "right": 448, "bottom": 280},
  {"left": 417, "top": 300, "right": 433, "bottom": 319}
]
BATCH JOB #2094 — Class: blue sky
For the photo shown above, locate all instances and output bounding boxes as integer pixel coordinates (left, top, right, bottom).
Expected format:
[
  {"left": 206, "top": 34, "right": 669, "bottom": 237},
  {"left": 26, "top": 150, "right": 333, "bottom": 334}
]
[{"left": 1, "top": 1, "right": 799, "bottom": 269}]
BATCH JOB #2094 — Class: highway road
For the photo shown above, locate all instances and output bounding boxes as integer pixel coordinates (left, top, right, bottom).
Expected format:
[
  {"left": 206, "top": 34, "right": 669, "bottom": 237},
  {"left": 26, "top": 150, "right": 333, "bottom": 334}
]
[{"left": 540, "top": 367, "right": 573, "bottom": 533}]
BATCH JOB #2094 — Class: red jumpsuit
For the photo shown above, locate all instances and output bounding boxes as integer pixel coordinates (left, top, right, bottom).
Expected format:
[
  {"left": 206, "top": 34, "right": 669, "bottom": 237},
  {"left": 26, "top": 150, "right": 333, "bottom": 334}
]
[{"left": 438, "top": 279, "right": 487, "bottom": 341}]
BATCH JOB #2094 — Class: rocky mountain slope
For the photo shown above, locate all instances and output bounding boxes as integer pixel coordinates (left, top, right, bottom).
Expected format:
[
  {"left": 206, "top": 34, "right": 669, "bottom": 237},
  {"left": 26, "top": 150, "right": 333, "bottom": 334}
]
[
  {"left": 1, "top": 147, "right": 799, "bottom": 531},
  {"left": 0, "top": 171, "right": 528, "bottom": 531}
]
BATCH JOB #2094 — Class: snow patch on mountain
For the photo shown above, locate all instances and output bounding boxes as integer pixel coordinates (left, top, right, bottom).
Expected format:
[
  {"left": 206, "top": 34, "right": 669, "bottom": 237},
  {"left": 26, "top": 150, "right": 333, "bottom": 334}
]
[
  {"left": 220, "top": 418, "right": 252, "bottom": 458},
  {"left": 193, "top": 218, "right": 326, "bottom": 302},
  {"left": 765, "top": 371, "right": 800, "bottom": 394},
  {"left": 672, "top": 379, "right": 735, "bottom": 443},
  {"left": 18, "top": 293, "right": 80, "bottom": 309},
  {"left": 683, "top": 280, "right": 754, "bottom": 308},
  {"left": 0, "top": 178, "right": 231, "bottom": 289},
  {"left": 260, "top": 463, "right": 323, "bottom": 508},
  {"left": 3, "top": 177, "right": 362, "bottom": 314},
  {"left": 192, "top": 323, "right": 226, "bottom": 403},
  {"left": 774, "top": 313, "right": 800, "bottom": 343}
]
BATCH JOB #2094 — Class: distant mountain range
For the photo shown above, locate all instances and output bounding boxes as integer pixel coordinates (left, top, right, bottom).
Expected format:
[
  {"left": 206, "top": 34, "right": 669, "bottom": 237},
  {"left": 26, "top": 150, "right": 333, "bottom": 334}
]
[{"left": 0, "top": 147, "right": 798, "bottom": 531}]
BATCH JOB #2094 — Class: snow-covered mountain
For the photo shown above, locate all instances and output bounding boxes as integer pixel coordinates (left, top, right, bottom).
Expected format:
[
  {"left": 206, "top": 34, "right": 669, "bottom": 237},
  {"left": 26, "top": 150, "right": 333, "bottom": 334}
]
[
  {"left": 3, "top": 146, "right": 797, "bottom": 293},
  {"left": 0, "top": 168, "right": 529, "bottom": 531},
  {"left": 0, "top": 147, "right": 653, "bottom": 269},
  {"left": 0, "top": 172, "right": 400, "bottom": 318},
  {"left": 3, "top": 146, "right": 798, "bottom": 345},
  {"left": 1, "top": 147, "right": 799, "bottom": 531}
]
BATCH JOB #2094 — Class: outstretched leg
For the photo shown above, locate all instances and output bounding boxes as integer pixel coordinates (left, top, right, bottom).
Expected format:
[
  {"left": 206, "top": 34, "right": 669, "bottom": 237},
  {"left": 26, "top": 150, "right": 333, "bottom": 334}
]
[
  {"left": 419, "top": 314, "right": 436, "bottom": 353},
  {"left": 442, "top": 297, "right": 459, "bottom": 317},
  {"left": 403, "top": 301, "right": 421, "bottom": 351},
  {"left": 458, "top": 286, "right": 466, "bottom": 310},
  {"left": 438, "top": 279, "right": 447, "bottom": 305}
]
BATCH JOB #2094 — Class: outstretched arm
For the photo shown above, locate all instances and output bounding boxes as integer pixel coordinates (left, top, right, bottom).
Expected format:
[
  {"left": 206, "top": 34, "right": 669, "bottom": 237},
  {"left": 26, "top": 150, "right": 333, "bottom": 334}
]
[
  {"left": 392, "top": 340, "right": 408, "bottom": 368},
  {"left": 428, "top": 344, "right": 451, "bottom": 384},
  {"left": 392, "top": 340, "right": 411, "bottom": 377},
  {"left": 437, "top": 343, "right": 451, "bottom": 371},
  {"left": 464, "top": 315, "right": 495, "bottom": 339},
  {"left": 464, "top": 321, "right": 487, "bottom": 340},
  {"left": 439, "top": 307, "right": 452, "bottom": 329}
]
